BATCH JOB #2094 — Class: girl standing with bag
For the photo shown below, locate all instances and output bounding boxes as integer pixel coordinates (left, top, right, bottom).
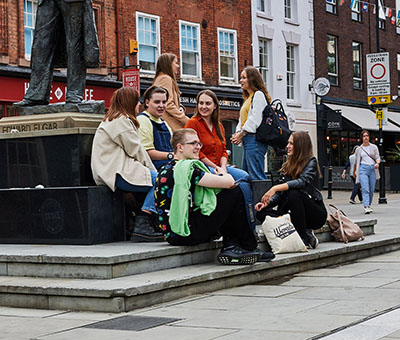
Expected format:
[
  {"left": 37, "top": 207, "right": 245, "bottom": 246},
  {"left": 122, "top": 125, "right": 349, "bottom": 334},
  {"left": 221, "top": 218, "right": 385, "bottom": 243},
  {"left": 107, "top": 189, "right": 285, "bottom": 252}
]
[
  {"left": 353, "top": 130, "right": 381, "bottom": 214},
  {"left": 152, "top": 53, "right": 188, "bottom": 131},
  {"left": 231, "top": 66, "right": 270, "bottom": 181},
  {"left": 255, "top": 131, "right": 327, "bottom": 249}
]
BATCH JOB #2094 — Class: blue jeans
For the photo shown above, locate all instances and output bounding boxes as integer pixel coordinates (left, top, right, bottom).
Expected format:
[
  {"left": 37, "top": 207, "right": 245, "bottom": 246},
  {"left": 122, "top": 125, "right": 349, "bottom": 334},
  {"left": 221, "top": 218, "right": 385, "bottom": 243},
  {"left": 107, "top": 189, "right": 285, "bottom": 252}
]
[
  {"left": 115, "top": 172, "right": 157, "bottom": 213},
  {"left": 209, "top": 165, "right": 249, "bottom": 183},
  {"left": 359, "top": 164, "right": 376, "bottom": 207},
  {"left": 242, "top": 134, "right": 269, "bottom": 181}
]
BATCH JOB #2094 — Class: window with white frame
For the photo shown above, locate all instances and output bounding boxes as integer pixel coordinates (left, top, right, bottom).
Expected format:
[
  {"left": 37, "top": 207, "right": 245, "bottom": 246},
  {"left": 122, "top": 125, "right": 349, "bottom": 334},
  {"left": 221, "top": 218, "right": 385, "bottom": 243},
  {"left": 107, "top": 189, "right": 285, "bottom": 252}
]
[
  {"left": 24, "top": 0, "right": 37, "bottom": 60},
  {"left": 258, "top": 38, "right": 270, "bottom": 84},
  {"left": 327, "top": 35, "right": 338, "bottom": 86},
  {"left": 136, "top": 13, "right": 160, "bottom": 72},
  {"left": 284, "top": 0, "right": 292, "bottom": 19},
  {"left": 218, "top": 28, "right": 237, "bottom": 82},
  {"left": 352, "top": 42, "right": 362, "bottom": 89},
  {"left": 179, "top": 21, "right": 201, "bottom": 79},
  {"left": 257, "top": 0, "right": 271, "bottom": 15},
  {"left": 286, "top": 44, "right": 296, "bottom": 100},
  {"left": 326, "top": 0, "right": 337, "bottom": 14},
  {"left": 351, "top": 1, "right": 361, "bottom": 21}
]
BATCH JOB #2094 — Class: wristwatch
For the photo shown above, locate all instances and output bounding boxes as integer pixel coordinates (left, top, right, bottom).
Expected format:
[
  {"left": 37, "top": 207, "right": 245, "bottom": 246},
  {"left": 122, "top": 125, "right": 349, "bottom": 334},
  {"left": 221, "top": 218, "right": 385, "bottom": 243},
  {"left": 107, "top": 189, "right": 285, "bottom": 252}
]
[
  {"left": 240, "top": 130, "right": 247, "bottom": 137},
  {"left": 167, "top": 152, "right": 174, "bottom": 160}
]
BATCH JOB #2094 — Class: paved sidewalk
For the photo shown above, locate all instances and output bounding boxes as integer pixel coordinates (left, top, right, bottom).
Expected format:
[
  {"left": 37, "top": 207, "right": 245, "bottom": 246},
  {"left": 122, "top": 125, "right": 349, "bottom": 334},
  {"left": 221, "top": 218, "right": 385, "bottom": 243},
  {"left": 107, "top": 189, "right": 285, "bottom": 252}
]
[{"left": 0, "top": 190, "right": 398, "bottom": 340}]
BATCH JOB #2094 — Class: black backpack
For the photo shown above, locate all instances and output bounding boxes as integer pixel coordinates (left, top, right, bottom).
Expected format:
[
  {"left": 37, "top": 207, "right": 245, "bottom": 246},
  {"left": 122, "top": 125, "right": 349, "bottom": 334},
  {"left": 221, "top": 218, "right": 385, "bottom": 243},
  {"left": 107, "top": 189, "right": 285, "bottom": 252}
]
[{"left": 254, "top": 96, "right": 291, "bottom": 149}]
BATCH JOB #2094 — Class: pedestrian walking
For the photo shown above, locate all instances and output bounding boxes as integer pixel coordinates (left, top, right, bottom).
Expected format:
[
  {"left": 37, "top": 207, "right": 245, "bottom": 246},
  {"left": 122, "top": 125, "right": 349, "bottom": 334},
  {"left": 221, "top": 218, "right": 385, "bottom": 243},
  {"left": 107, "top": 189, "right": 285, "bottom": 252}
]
[
  {"left": 354, "top": 130, "right": 381, "bottom": 214},
  {"left": 341, "top": 145, "right": 362, "bottom": 204}
]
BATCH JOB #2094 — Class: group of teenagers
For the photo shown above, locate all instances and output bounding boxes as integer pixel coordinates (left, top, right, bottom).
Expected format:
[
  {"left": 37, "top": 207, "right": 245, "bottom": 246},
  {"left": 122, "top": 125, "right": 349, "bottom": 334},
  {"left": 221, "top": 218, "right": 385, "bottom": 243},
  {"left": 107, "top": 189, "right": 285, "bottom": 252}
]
[{"left": 91, "top": 53, "right": 328, "bottom": 265}]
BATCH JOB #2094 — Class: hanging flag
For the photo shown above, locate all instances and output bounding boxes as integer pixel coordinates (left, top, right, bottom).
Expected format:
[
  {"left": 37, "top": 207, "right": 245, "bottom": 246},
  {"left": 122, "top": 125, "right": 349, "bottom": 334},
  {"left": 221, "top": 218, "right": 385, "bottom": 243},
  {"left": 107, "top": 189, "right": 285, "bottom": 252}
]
[
  {"left": 397, "top": 9, "right": 400, "bottom": 19},
  {"left": 340, "top": 0, "right": 345, "bottom": 5},
  {"left": 362, "top": 3, "right": 368, "bottom": 12},
  {"left": 385, "top": 7, "right": 392, "bottom": 17},
  {"left": 350, "top": 0, "right": 358, "bottom": 10},
  {"left": 326, "top": 0, "right": 334, "bottom": 3},
  {"left": 391, "top": 16, "right": 396, "bottom": 24},
  {"left": 373, "top": 4, "right": 376, "bottom": 14},
  {"left": 378, "top": 0, "right": 386, "bottom": 20}
]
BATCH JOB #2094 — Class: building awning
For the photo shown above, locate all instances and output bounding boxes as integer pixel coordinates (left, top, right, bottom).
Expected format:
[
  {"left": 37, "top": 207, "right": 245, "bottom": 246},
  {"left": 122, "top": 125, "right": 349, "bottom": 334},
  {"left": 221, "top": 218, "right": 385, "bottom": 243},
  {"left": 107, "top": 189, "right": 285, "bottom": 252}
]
[
  {"left": 387, "top": 111, "right": 400, "bottom": 128},
  {"left": 326, "top": 104, "right": 400, "bottom": 132}
]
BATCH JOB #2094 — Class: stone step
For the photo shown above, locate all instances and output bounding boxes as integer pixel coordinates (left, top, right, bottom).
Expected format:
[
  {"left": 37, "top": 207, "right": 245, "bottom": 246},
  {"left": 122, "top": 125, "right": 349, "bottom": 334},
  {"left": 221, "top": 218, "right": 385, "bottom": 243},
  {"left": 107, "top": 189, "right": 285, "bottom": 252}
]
[
  {"left": 0, "top": 220, "right": 376, "bottom": 280},
  {"left": 0, "top": 232, "right": 398, "bottom": 313}
]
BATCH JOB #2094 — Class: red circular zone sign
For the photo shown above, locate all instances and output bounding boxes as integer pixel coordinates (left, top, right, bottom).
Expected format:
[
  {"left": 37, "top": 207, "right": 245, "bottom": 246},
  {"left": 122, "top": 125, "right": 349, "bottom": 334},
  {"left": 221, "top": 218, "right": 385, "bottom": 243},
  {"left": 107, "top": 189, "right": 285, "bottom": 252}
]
[{"left": 370, "top": 63, "right": 385, "bottom": 80}]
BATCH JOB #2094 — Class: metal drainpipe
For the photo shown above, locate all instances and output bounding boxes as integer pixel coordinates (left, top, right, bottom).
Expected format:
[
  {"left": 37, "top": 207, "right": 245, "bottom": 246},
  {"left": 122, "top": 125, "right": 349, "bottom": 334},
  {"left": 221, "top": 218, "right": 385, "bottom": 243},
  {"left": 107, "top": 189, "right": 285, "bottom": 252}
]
[{"left": 115, "top": 0, "right": 121, "bottom": 80}]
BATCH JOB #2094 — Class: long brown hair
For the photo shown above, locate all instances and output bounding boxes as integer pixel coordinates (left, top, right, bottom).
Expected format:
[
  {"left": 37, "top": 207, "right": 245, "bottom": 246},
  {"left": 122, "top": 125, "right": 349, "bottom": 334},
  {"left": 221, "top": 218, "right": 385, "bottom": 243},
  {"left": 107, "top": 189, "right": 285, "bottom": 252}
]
[
  {"left": 193, "top": 90, "right": 225, "bottom": 144},
  {"left": 104, "top": 87, "right": 140, "bottom": 128},
  {"left": 153, "top": 53, "right": 179, "bottom": 94},
  {"left": 241, "top": 66, "right": 271, "bottom": 102},
  {"left": 281, "top": 131, "right": 317, "bottom": 179}
]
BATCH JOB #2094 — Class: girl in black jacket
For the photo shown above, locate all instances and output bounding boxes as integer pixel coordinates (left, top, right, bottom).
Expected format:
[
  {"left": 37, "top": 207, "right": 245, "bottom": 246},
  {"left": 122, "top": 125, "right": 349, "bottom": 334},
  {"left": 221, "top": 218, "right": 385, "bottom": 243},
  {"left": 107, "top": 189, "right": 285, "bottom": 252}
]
[{"left": 255, "top": 131, "right": 327, "bottom": 249}]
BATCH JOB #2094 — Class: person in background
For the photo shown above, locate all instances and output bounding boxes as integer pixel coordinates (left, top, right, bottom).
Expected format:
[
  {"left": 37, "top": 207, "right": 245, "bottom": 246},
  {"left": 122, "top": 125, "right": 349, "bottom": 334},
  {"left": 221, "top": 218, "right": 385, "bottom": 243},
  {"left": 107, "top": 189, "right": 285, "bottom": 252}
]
[
  {"left": 341, "top": 145, "right": 362, "bottom": 204},
  {"left": 152, "top": 53, "right": 188, "bottom": 131},
  {"left": 353, "top": 130, "right": 381, "bottom": 214},
  {"left": 91, "top": 87, "right": 164, "bottom": 242},
  {"left": 185, "top": 89, "right": 248, "bottom": 182},
  {"left": 154, "top": 128, "right": 275, "bottom": 265},
  {"left": 138, "top": 86, "right": 174, "bottom": 170},
  {"left": 255, "top": 131, "right": 327, "bottom": 249},
  {"left": 231, "top": 66, "right": 270, "bottom": 181}
]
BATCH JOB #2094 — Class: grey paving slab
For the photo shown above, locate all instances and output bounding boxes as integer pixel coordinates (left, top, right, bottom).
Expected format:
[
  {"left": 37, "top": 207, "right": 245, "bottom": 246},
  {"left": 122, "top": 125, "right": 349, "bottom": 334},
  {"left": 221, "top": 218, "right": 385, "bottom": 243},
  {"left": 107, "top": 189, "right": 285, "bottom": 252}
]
[
  {"left": 304, "top": 299, "right": 398, "bottom": 317},
  {"left": 0, "top": 306, "right": 64, "bottom": 318},
  {"left": 283, "top": 286, "right": 400, "bottom": 302},
  {"left": 280, "top": 275, "right": 397, "bottom": 288},
  {"left": 213, "top": 284, "right": 307, "bottom": 297},
  {"left": 355, "top": 269, "right": 400, "bottom": 278},
  {"left": 295, "top": 265, "right": 378, "bottom": 278},
  {"left": 385, "top": 330, "right": 400, "bottom": 338},
  {"left": 215, "top": 329, "right": 316, "bottom": 340},
  {"left": 0, "top": 316, "right": 89, "bottom": 340},
  {"left": 48, "top": 311, "right": 124, "bottom": 321},
  {"left": 320, "top": 308, "right": 400, "bottom": 340},
  {"left": 36, "top": 325, "right": 234, "bottom": 340},
  {"left": 152, "top": 294, "right": 331, "bottom": 314}
]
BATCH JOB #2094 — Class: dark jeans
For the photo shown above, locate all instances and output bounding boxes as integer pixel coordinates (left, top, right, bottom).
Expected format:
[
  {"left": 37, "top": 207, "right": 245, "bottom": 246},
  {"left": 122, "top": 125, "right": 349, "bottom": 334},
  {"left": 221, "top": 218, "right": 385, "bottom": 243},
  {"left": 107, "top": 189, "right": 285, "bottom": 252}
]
[
  {"left": 256, "top": 189, "right": 327, "bottom": 239},
  {"left": 166, "top": 186, "right": 257, "bottom": 251},
  {"left": 350, "top": 176, "right": 362, "bottom": 201}
]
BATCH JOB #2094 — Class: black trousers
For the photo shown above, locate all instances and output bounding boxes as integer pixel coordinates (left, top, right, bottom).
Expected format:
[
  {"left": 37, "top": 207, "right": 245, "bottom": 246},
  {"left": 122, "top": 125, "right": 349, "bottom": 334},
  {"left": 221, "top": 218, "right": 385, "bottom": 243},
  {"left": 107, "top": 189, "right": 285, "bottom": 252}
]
[
  {"left": 256, "top": 189, "right": 327, "bottom": 239},
  {"left": 25, "top": 0, "right": 86, "bottom": 103},
  {"left": 350, "top": 176, "right": 362, "bottom": 201},
  {"left": 167, "top": 186, "right": 258, "bottom": 251}
]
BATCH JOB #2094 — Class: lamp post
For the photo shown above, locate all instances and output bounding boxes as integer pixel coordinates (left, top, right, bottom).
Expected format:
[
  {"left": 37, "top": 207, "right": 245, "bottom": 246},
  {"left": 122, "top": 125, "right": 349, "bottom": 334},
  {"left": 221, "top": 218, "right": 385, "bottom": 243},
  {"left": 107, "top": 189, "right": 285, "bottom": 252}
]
[{"left": 375, "top": 0, "right": 387, "bottom": 204}]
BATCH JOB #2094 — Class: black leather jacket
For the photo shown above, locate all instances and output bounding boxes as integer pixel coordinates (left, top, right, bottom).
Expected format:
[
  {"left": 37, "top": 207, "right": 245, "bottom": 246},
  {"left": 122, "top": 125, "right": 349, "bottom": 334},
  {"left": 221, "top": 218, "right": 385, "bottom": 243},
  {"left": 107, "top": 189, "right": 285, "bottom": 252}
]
[{"left": 269, "top": 157, "right": 323, "bottom": 210}]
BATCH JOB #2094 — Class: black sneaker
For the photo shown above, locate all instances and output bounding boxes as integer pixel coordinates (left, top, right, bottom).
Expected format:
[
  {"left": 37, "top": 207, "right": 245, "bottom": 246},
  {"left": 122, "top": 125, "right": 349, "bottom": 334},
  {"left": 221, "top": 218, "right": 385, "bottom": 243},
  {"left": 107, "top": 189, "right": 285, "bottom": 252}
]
[
  {"left": 217, "top": 245, "right": 259, "bottom": 265},
  {"left": 305, "top": 230, "right": 319, "bottom": 249},
  {"left": 254, "top": 248, "right": 275, "bottom": 262}
]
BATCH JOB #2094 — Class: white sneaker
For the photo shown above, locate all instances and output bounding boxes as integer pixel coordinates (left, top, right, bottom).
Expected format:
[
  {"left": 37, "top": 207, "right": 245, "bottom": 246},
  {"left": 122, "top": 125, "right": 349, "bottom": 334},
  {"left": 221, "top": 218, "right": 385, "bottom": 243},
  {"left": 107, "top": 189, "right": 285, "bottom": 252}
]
[
  {"left": 364, "top": 207, "right": 371, "bottom": 214},
  {"left": 369, "top": 206, "right": 373, "bottom": 213}
]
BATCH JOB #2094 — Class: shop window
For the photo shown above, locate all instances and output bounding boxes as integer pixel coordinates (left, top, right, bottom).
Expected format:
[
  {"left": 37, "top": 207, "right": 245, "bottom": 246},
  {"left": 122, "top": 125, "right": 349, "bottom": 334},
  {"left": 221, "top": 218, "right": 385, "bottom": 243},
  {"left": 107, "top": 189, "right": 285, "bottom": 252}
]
[
  {"left": 218, "top": 28, "right": 238, "bottom": 83},
  {"left": 326, "top": 0, "right": 337, "bottom": 14},
  {"left": 258, "top": 38, "right": 270, "bottom": 84},
  {"left": 136, "top": 12, "right": 160, "bottom": 73},
  {"left": 327, "top": 35, "right": 338, "bottom": 86},
  {"left": 352, "top": 42, "right": 362, "bottom": 89},
  {"left": 179, "top": 21, "right": 201, "bottom": 79},
  {"left": 24, "top": 0, "right": 37, "bottom": 60}
]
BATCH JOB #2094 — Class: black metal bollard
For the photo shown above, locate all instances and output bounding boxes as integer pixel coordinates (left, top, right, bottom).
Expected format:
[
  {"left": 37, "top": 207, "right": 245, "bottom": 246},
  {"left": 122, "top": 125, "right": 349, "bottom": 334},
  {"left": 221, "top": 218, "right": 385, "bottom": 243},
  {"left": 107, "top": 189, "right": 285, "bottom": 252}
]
[{"left": 327, "top": 165, "right": 333, "bottom": 199}]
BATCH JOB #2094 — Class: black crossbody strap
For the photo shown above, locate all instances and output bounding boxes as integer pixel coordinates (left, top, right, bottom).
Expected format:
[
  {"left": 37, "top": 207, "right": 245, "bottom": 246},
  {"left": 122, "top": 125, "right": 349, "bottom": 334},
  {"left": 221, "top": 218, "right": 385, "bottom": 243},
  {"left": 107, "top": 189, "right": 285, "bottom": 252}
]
[{"left": 360, "top": 146, "right": 376, "bottom": 162}]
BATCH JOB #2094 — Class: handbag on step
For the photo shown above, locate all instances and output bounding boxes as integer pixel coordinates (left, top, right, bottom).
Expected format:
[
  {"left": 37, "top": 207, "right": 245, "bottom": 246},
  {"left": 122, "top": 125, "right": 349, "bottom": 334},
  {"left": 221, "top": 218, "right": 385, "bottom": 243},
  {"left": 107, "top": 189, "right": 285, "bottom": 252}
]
[{"left": 326, "top": 204, "right": 364, "bottom": 243}]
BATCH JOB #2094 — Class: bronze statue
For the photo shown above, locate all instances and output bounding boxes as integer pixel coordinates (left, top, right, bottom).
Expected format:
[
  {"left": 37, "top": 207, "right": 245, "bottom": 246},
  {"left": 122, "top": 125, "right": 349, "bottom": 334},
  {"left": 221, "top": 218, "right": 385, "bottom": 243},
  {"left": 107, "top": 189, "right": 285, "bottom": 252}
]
[{"left": 14, "top": 0, "right": 100, "bottom": 107}]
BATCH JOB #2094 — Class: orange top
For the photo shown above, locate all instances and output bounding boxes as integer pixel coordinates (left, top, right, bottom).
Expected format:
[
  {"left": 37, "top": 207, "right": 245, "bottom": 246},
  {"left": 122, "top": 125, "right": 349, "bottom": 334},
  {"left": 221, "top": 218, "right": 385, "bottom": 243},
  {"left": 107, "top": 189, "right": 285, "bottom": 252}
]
[{"left": 185, "top": 116, "right": 228, "bottom": 165}]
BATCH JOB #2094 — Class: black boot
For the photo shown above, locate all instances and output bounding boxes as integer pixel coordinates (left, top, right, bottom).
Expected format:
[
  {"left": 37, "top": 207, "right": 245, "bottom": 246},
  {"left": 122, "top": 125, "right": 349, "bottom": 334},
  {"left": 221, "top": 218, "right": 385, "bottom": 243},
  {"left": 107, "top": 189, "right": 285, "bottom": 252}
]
[{"left": 131, "top": 215, "right": 165, "bottom": 242}]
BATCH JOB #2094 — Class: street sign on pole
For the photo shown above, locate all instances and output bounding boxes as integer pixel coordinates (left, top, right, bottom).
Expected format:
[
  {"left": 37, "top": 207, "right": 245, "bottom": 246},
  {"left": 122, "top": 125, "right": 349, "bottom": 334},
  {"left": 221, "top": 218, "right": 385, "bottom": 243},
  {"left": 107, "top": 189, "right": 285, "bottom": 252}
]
[
  {"left": 366, "top": 52, "right": 391, "bottom": 105},
  {"left": 122, "top": 69, "right": 140, "bottom": 92}
]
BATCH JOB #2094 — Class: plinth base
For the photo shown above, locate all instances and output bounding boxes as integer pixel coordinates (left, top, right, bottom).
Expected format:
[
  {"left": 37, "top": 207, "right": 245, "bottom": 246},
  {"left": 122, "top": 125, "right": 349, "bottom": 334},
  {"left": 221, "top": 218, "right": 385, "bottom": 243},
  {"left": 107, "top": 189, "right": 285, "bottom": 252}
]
[{"left": 15, "top": 100, "right": 105, "bottom": 116}]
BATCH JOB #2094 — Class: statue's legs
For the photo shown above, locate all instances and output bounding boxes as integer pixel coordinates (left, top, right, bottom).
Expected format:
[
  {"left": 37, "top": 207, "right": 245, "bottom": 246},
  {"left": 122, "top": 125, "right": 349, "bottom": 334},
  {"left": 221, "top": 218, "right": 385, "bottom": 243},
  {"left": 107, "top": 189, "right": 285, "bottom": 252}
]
[
  {"left": 60, "top": 1, "right": 85, "bottom": 104},
  {"left": 23, "top": 1, "right": 61, "bottom": 104}
]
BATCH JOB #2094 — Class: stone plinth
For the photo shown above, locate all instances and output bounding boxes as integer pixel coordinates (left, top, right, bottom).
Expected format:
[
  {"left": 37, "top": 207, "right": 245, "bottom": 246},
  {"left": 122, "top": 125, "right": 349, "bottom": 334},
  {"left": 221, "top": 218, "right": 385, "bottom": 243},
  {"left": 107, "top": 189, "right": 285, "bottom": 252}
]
[{"left": 15, "top": 100, "right": 105, "bottom": 116}]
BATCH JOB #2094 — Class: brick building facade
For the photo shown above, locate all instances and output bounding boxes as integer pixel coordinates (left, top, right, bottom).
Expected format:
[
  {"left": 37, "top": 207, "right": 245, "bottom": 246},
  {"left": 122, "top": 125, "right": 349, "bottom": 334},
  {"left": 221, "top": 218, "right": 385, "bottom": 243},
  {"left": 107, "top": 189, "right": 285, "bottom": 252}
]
[{"left": 313, "top": 0, "right": 400, "bottom": 173}]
